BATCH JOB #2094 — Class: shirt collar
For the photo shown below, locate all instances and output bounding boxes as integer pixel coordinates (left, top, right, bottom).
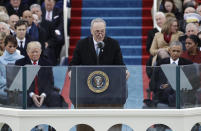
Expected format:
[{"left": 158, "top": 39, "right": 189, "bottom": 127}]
[
  {"left": 170, "top": 58, "right": 179, "bottom": 65},
  {"left": 16, "top": 37, "right": 25, "bottom": 47},
  {"left": 31, "top": 60, "right": 39, "bottom": 65},
  {"left": 93, "top": 37, "right": 98, "bottom": 49}
]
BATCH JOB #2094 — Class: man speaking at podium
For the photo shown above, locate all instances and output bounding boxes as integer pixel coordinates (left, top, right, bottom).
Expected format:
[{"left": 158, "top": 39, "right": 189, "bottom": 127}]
[
  {"left": 70, "top": 17, "right": 129, "bottom": 78},
  {"left": 69, "top": 18, "right": 130, "bottom": 131}
]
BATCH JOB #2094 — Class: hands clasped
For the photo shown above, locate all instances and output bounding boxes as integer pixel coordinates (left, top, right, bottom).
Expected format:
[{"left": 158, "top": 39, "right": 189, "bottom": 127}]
[{"left": 32, "top": 94, "right": 45, "bottom": 107}]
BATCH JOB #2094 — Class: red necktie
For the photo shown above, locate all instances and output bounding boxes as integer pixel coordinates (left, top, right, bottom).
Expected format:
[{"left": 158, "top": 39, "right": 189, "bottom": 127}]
[{"left": 33, "top": 61, "right": 39, "bottom": 95}]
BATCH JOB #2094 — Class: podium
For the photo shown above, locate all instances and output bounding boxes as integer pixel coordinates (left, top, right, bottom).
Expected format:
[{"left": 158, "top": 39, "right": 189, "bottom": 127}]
[{"left": 70, "top": 66, "right": 127, "bottom": 105}]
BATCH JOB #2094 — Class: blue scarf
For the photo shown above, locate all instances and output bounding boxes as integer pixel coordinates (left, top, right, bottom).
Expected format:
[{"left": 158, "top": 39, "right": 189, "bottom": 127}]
[{"left": 0, "top": 50, "right": 24, "bottom": 65}]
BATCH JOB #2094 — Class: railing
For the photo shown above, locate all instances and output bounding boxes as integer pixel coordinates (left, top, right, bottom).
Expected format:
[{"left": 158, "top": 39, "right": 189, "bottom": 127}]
[
  {"left": 0, "top": 107, "right": 201, "bottom": 131},
  {"left": 0, "top": 64, "right": 201, "bottom": 130},
  {"left": 63, "top": 0, "right": 71, "bottom": 58}
]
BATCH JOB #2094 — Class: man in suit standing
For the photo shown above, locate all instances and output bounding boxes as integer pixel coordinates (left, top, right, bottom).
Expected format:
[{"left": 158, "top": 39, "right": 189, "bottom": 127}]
[
  {"left": 150, "top": 41, "right": 193, "bottom": 107},
  {"left": 15, "top": 41, "right": 61, "bottom": 107},
  {"left": 15, "top": 19, "right": 30, "bottom": 57},
  {"left": 41, "top": 0, "right": 64, "bottom": 65},
  {"left": 69, "top": 18, "right": 129, "bottom": 131}
]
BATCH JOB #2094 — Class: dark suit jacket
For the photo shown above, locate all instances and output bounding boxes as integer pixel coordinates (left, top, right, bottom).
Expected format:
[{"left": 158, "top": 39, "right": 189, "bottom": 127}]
[
  {"left": 15, "top": 56, "right": 55, "bottom": 107},
  {"left": 146, "top": 28, "right": 159, "bottom": 53},
  {"left": 150, "top": 57, "right": 193, "bottom": 106},
  {"left": 41, "top": 7, "right": 63, "bottom": 39},
  {"left": 41, "top": 7, "right": 64, "bottom": 64},
  {"left": 70, "top": 36, "right": 125, "bottom": 65},
  {"left": 5, "top": 2, "right": 29, "bottom": 16}
]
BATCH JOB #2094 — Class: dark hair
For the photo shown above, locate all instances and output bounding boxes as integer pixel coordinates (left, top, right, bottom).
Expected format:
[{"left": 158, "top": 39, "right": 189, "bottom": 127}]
[
  {"left": 183, "top": 2, "right": 195, "bottom": 13},
  {"left": 161, "top": 0, "right": 177, "bottom": 13},
  {"left": 14, "top": 19, "right": 28, "bottom": 29},
  {"left": 4, "top": 35, "right": 17, "bottom": 47},
  {"left": 186, "top": 34, "right": 201, "bottom": 47}
]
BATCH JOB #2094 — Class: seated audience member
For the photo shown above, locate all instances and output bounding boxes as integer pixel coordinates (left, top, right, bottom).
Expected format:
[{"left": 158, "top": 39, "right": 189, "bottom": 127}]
[
  {"left": 0, "top": 22, "right": 10, "bottom": 36},
  {"left": 146, "top": 12, "right": 166, "bottom": 53},
  {"left": 0, "top": 12, "right": 9, "bottom": 23},
  {"left": 5, "top": 0, "right": 29, "bottom": 17},
  {"left": 0, "top": 35, "right": 23, "bottom": 65},
  {"left": 15, "top": 41, "right": 62, "bottom": 107},
  {"left": 0, "top": 32, "right": 6, "bottom": 56},
  {"left": 0, "top": 35, "right": 24, "bottom": 100},
  {"left": 150, "top": 41, "right": 193, "bottom": 107},
  {"left": 181, "top": 35, "right": 201, "bottom": 63},
  {"left": 8, "top": 14, "right": 19, "bottom": 36},
  {"left": 150, "top": 17, "right": 183, "bottom": 65},
  {"left": 15, "top": 19, "right": 30, "bottom": 57},
  {"left": 179, "top": 23, "right": 199, "bottom": 50},
  {"left": 158, "top": 0, "right": 183, "bottom": 13},
  {"left": 22, "top": 10, "right": 46, "bottom": 51},
  {"left": 159, "top": 0, "right": 182, "bottom": 21}
]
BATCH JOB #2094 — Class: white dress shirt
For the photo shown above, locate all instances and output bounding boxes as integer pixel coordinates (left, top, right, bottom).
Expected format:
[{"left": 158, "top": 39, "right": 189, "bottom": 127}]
[
  {"left": 16, "top": 37, "right": 25, "bottom": 48},
  {"left": 170, "top": 58, "right": 179, "bottom": 65}
]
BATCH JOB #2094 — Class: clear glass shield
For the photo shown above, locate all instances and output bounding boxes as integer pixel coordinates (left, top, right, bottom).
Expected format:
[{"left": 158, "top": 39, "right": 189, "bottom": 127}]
[
  {"left": 180, "top": 64, "right": 201, "bottom": 108},
  {"left": 0, "top": 64, "right": 23, "bottom": 108},
  {"left": 26, "top": 65, "right": 68, "bottom": 109}
]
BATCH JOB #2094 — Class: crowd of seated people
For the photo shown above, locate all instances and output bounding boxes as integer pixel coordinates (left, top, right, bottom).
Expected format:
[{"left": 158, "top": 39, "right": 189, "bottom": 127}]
[
  {"left": 0, "top": 0, "right": 64, "bottom": 65},
  {"left": 145, "top": 0, "right": 201, "bottom": 108},
  {"left": 0, "top": 0, "right": 65, "bottom": 109}
]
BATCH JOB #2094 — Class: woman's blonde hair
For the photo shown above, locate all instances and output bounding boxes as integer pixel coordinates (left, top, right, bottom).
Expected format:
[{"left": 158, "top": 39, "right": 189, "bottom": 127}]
[{"left": 161, "top": 17, "right": 178, "bottom": 34}]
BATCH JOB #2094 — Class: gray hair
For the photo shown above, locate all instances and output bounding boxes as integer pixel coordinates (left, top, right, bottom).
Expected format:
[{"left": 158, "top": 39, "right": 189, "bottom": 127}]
[
  {"left": 155, "top": 11, "right": 166, "bottom": 18},
  {"left": 0, "top": 22, "right": 10, "bottom": 29},
  {"left": 186, "top": 23, "right": 199, "bottom": 32},
  {"left": 170, "top": 41, "right": 183, "bottom": 50},
  {"left": 30, "top": 4, "right": 41, "bottom": 11},
  {"left": 90, "top": 18, "right": 106, "bottom": 29},
  {"left": 0, "top": 12, "right": 9, "bottom": 23},
  {"left": 27, "top": 41, "right": 41, "bottom": 52}
]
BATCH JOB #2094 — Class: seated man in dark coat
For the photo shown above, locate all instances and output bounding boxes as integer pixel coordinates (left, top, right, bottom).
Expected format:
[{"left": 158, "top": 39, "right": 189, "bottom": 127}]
[
  {"left": 150, "top": 41, "right": 193, "bottom": 107},
  {"left": 5, "top": 0, "right": 29, "bottom": 17},
  {"left": 15, "top": 41, "right": 62, "bottom": 107}
]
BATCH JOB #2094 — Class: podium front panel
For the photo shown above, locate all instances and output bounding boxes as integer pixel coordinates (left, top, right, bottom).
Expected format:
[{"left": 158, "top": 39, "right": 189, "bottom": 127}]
[{"left": 70, "top": 66, "right": 127, "bottom": 108}]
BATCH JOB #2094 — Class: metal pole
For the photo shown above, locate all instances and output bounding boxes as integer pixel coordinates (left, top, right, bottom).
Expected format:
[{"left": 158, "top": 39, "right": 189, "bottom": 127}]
[
  {"left": 22, "top": 67, "right": 27, "bottom": 109},
  {"left": 176, "top": 66, "right": 180, "bottom": 109}
]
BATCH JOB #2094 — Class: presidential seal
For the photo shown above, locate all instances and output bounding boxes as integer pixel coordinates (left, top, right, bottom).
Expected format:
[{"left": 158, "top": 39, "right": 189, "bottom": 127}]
[{"left": 87, "top": 71, "right": 109, "bottom": 93}]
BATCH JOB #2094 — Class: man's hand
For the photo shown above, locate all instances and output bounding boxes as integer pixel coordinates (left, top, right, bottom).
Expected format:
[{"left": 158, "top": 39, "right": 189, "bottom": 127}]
[
  {"left": 126, "top": 70, "right": 130, "bottom": 80},
  {"left": 39, "top": 95, "right": 45, "bottom": 106},
  {"left": 32, "top": 94, "right": 41, "bottom": 107}
]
